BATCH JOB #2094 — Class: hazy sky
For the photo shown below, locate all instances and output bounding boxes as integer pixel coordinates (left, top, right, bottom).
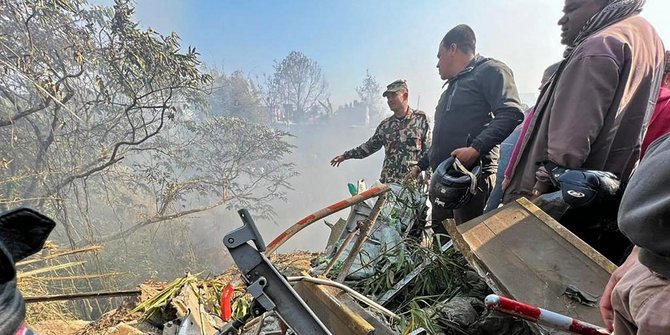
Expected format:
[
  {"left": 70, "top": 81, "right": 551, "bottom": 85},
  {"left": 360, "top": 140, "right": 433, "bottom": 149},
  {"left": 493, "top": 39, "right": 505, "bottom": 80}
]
[{"left": 128, "top": 0, "right": 670, "bottom": 113}]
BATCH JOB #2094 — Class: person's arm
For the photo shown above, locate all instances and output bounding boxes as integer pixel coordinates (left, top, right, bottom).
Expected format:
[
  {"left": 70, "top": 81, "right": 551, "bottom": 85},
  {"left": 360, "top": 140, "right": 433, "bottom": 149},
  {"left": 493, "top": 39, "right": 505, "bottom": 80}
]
[
  {"left": 418, "top": 116, "right": 431, "bottom": 168},
  {"left": 470, "top": 63, "right": 524, "bottom": 155},
  {"left": 532, "top": 55, "right": 620, "bottom": 191},
  {"left": 600, "top": 246, "right": 639, "bottom": 332},
  {"left": 547, "top": 55, "right": 619, "bottom": 167},
  {"left": 332, "top": 124, "right": 385, "bottom": 167},
  {"left": 343, "top": 125, "right": 384, "bottom": 160}
]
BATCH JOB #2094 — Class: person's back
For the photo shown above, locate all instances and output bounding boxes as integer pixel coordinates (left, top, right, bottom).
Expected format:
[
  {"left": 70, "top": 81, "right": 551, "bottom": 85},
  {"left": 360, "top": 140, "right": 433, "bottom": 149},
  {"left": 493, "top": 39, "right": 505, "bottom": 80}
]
[{"left": 484, "top": 111, "right": 523, "bottom": 212}]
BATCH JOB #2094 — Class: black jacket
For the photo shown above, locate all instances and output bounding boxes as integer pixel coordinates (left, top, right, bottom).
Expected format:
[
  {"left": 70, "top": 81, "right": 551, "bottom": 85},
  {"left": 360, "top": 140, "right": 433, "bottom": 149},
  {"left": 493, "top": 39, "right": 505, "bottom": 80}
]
[
  {"left": 419, "top": 55, "right": 524, "bottom": 174},
  {"left": 619, "top": 133, "right": 670, "bottom": 279}
]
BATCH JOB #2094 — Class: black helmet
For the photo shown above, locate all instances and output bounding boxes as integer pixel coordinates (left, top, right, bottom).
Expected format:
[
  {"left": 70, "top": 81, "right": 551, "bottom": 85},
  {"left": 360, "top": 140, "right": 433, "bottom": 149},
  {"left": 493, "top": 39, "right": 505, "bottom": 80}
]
[
  {"left": 542, "top": 161, "right": 621, "bottom": 209},
  {"left": 429, "top": 157, "right": 481, "bottom": 209}
]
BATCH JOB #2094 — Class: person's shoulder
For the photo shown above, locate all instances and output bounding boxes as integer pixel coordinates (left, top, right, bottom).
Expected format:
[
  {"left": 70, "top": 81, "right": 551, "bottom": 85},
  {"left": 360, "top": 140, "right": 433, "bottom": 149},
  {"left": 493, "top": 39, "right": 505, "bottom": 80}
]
[
  {"left": 605, "top": 15, "right": 656, "bottom": 34},
  {"left": 377, "top": 115, "right": 395, "bottom": 128},
  {"left": 580, "top": 32, "right": 625, "bottom": 52},
  {"left": 412, "top": 109, "right": 427, "bottom": 118},
  {"left": 477, "top": 57, "right": 514, "bottom": 76},
  {"left": 579, "top": 16, "right": 656, "bottom": 58}
]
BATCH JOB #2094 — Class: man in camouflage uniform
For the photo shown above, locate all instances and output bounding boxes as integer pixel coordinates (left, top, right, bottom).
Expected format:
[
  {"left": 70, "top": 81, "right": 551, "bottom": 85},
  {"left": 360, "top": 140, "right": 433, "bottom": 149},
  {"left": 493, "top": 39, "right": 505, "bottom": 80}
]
[{"left": 331, "top": 80, "right": 430, "bottom": 184}]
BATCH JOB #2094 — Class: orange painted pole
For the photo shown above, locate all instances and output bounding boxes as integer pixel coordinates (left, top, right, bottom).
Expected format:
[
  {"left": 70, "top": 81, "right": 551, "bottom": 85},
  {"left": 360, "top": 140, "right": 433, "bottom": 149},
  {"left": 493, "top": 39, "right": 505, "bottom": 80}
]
[{"left": 264, "top": 184, "right": 390, "bottom": 256}]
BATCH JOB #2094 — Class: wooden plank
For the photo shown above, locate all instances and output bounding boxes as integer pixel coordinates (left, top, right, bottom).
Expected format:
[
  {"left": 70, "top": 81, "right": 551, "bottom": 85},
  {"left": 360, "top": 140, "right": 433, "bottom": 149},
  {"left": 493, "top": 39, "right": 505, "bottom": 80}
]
[
  {"left": 337, "top": 292, "right": 397, "bottom": 335},
  {"left": 447, "top": 198, "right": 615, "bottom": 335},
  {"left": 294, "top": 281, "right": 375, "bottom": 335}
]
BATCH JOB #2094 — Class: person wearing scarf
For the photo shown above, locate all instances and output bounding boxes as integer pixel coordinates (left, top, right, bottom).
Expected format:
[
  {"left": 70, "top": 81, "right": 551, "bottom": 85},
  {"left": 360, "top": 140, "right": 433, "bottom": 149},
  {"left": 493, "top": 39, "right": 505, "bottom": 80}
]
[{"left": 502, "top": 0, "right": 665, "bottom": 262}]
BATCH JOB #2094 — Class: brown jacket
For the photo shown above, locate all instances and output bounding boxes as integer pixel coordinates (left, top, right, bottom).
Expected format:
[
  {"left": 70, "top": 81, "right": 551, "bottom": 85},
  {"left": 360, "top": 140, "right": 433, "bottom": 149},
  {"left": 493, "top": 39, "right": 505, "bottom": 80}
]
[{"left": 503, "top": 15, "right": 665, "bottom": 203}]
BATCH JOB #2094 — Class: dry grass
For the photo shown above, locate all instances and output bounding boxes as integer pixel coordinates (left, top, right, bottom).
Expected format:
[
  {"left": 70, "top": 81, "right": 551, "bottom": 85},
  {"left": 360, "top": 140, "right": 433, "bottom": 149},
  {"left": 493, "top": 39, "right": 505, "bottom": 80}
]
[{"left": 17, "top": 242, "right": 105, "bottom": 323}]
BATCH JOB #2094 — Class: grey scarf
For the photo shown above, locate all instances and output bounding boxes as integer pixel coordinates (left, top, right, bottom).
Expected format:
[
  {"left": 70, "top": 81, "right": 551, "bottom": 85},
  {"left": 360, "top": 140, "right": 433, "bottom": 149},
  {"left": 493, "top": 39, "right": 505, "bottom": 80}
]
[{"left": 564, "top": 0, "right": 646, "bottom": 57}]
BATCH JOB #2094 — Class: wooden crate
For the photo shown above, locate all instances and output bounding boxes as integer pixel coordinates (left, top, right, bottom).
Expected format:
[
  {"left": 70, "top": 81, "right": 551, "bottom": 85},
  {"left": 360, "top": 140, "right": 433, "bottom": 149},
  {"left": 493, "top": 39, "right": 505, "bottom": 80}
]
[{"left": 446, "top": 198, "right": 615, "bottom": 334}]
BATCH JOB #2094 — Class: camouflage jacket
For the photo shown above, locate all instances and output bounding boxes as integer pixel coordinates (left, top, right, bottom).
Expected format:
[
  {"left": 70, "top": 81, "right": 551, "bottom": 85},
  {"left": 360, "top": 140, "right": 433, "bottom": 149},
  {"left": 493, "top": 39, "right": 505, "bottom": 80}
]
[{"left": 343, "top": 108, "right": 431, "bottom": 183}]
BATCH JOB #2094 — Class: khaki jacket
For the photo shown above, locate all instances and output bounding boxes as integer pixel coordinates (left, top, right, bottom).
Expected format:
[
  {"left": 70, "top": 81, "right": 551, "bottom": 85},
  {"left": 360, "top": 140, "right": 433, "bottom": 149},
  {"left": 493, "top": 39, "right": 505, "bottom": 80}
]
[{"left": 504, "top": 15, "right": 665, "bottom": 202}]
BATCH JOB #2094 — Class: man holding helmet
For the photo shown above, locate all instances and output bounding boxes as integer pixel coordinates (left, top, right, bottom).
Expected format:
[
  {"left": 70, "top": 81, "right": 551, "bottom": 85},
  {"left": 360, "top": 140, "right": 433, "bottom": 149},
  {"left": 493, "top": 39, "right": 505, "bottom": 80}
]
[{"left": 412, "top": 24, "right": 524, "bottom": 237}]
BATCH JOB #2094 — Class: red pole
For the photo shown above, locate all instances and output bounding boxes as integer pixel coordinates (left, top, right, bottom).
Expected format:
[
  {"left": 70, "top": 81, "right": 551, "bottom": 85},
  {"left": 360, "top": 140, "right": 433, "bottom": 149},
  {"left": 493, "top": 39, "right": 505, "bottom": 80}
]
[{"left": 485, "top": 294, "right": 609, "bottom": 335}]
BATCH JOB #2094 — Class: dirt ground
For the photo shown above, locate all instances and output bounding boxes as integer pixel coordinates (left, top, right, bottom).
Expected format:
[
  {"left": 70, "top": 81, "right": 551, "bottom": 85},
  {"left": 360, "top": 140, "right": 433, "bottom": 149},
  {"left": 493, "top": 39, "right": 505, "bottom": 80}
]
[{"left": 32, "top": 320, "right": 90, "bottom": 335}]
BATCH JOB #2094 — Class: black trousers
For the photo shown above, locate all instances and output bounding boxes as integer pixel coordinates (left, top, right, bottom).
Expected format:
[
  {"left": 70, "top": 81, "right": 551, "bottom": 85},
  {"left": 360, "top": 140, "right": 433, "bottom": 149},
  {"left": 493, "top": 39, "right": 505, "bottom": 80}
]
[
  {"left": 559, "top": 201, "right": 632, "bottom": 265},
  {"left": 431, "top": 174, "right": 495, "bottom": 244}
]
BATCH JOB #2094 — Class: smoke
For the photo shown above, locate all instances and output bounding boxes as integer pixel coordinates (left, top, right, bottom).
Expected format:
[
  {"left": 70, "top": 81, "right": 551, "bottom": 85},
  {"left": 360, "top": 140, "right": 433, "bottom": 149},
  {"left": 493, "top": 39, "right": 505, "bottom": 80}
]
[{"left": 186, "top": 119, "right": 387, "bottom": 258}]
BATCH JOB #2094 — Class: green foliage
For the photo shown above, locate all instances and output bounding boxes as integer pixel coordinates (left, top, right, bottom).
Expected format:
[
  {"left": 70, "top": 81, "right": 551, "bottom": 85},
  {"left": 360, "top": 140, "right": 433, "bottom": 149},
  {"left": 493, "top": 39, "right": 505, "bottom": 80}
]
[
  {"left": 231, "top": 294, "right": 250, "bottom": 320},
  {"left": 349, "top": 240, "right": 494, "bottom": 334},
  {"left": 132, "top": 274, "right": 198, "bottom": 319},
  {"left": 0, "top": 0, "right": 212, "bottom": 213}
]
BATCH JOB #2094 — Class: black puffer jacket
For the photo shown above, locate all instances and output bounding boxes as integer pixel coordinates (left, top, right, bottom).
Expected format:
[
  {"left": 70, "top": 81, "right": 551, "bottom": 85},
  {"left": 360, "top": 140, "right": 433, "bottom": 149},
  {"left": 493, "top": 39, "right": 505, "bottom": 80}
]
[{"left": 419, "top": 55, "right": 524, "bottom": 174}]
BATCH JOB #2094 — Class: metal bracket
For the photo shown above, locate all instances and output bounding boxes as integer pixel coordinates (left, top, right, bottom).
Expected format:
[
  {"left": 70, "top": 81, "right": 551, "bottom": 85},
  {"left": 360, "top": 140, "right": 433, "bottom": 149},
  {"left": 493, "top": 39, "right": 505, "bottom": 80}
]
[
  {"left": 247, "top": 277, "right": 275, "bottom": 313},
  {"left": 223, "top": 209, "right": 266, "bottom": 252},
  {"left": 222, "top": 209, "right": 331, "bottom": 335}
]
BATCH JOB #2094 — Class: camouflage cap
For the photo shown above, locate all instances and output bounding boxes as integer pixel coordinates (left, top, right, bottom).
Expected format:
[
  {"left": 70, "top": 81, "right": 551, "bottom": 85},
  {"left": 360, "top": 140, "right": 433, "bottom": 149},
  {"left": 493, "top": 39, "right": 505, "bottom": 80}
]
[{"left": 382, "top": 79, "right": 408, "bottom": 97}]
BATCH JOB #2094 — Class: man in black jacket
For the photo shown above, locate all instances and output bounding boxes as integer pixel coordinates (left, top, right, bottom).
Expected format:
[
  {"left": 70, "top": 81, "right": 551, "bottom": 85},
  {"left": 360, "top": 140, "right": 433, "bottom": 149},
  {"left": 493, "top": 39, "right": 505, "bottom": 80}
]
[{"left": 413, "top": 24, "right": 524, "bottom": 233}]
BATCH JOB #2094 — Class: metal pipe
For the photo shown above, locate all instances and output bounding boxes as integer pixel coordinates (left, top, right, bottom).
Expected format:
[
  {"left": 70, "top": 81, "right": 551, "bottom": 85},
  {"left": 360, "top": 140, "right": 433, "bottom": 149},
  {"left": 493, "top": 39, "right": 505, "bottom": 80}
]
[
  {"left": 286, "top": 276, "right": 399, "bottom": 321},
  {"left": 24, "top": 289, "right": 141, "bottom": 303}
]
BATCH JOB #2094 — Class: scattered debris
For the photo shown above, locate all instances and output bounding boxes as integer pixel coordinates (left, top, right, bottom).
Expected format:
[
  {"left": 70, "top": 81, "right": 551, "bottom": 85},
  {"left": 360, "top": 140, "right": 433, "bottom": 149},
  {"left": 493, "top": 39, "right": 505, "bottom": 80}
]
[{"left": 23, "top": 184, "right": 614, "bottom": 335}]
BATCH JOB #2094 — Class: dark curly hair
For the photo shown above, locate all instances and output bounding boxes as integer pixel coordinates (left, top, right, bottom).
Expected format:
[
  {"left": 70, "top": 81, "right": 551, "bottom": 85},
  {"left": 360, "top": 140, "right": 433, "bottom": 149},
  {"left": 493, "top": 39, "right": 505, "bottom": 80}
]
[{"left": 665, "top": 50, "right": 670, "bottom": 75}]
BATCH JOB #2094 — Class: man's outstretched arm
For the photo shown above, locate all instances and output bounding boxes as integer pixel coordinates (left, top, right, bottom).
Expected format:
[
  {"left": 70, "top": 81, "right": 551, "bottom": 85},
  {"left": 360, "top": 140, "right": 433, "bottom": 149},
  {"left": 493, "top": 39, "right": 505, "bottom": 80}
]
[{"left": 331, "top": 125, "right": 384, "bottom": 167}]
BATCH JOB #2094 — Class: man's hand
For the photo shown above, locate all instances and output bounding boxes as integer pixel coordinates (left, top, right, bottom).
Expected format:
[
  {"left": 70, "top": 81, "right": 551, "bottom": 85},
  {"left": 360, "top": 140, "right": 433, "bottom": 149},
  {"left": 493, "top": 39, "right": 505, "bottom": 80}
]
[
  {"left": 600, "top": 247, "right": 639, "bottom": 332},
  {"left": 330, "top": 155, "right": 346, "bottom": 167},
  {"left": 451, "top": 146, "right": 480, "bottom": 169}
]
